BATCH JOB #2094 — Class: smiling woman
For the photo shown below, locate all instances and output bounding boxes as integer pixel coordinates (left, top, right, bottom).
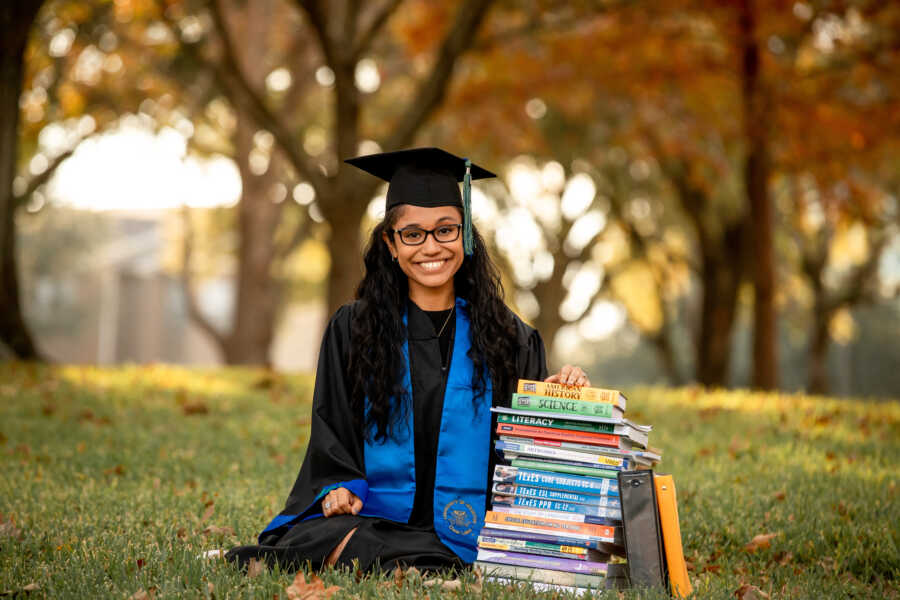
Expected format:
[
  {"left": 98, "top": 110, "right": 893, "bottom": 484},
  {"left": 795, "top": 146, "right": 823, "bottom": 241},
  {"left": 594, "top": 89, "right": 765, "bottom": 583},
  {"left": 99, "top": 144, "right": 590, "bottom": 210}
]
[{"left": 225, "top": 148, "right": 590, "bottom": 574}]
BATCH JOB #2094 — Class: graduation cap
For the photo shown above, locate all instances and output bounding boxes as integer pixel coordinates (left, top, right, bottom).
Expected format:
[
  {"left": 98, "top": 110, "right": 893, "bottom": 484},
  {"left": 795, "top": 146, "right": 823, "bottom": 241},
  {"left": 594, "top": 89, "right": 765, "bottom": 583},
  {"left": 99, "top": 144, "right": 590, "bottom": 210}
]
[{"left": 345, "top": 147, "right": 496, "bottom": 256}]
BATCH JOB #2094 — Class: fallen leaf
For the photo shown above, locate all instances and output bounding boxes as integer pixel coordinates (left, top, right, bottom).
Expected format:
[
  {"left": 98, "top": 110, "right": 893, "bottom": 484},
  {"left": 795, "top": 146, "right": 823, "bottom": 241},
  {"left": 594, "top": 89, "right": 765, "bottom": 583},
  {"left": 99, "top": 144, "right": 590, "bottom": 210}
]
[
  {"left": 773, "top": 551, "right": 793, "bottom": 565},
  {"left": 202, "top": 525, "right": 235, "bottom": 537},
  {"left": 734, "top": 583, "right": 769, "bottom": 599},
  {"left": 207, "top": 581, "right": 215, "bottom": 596},
  {"left": 0, "top": 515, "right": 23, "bottom": 541},
  {"left": 772, "top": 490, "right": 786, "bottom": 501},
  {"left": 285, "top": 572, "right": 341, "bottom": 599},
  {"left": 247, "top": 558, "right": 267, "bottom": 578},
  {"left": 41, "top": 403, "right": 56, "bottom": 416},
  {"left": 76, "top": 442, "right": 86, "bottom": 453},
  {"left": 176, "top": 527, "right": 187, "bottom": 539},
  {"left": 136, "top": 558, "right": 145, "bottom": 570},
  {"left": 129, "top": 587, "right": 157, "bottom": 600},
  {"left": 182, "top": 398, "right": 209, "bottom": 415},
  {"left": 701, "top": 564, "right": 722, "bottom": 574},
  {"left": 744, "top": 532, "right": 778, "bottom": 552},
  {"left": 392, "top": 567, "right": 405, "bottom": 588},
  {"left": 200, "top": 502, "right": 215, "bottom": 523},
  {"left": 104, "top": 464, "right": 125, "bottom": 477}
]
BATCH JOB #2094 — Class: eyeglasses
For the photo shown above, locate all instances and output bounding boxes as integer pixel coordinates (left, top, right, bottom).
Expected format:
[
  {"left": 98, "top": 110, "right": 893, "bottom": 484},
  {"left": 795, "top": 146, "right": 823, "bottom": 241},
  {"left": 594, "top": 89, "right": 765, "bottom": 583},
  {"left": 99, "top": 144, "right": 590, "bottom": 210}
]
[{"left": 391, "top": 223, "right": 462, "bottom": 246}]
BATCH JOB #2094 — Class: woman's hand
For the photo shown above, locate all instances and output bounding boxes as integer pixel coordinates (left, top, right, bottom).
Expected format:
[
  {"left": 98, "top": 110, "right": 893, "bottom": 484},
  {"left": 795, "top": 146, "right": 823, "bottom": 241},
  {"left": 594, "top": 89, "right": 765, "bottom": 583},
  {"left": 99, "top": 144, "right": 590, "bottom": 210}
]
[
  {"left": 321, "top": 487, "right": 363, "bottom": 517},
  {"left": 544, "top": 365, "right": 591, "bottom": 387}
]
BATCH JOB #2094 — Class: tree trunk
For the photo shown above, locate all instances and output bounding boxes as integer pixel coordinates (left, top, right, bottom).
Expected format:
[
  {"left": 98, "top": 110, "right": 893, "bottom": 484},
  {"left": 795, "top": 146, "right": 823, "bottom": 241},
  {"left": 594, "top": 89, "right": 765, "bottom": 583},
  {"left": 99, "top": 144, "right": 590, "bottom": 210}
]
[
  {"left": 738, "top": 0, "right": 778, "bottom": 389},
  {"left": 222, "top": 113, "right": 283, "bottom": 365},
  {"left": 650, "top": 325, "right": 683, "bottom": 386},
  {"left": 323, "top": 190, "right": 367, "bottom": 317},
  {"left": 695, "top": 222, "right": 744, "bottom": 386},
  {"left": 807, "top": 301, "right": 831, "bottom": 395},
  {"left": 0, "top": 1, "right": 44, "bottom": 360}
]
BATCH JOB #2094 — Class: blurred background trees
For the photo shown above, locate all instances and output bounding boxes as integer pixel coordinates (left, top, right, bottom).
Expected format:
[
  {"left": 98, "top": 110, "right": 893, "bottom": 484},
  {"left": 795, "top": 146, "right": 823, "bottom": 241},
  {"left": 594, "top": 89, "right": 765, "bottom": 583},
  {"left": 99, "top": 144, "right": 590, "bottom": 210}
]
[{"left": 2, "top": 0, "right": 898, "bottom": 396}]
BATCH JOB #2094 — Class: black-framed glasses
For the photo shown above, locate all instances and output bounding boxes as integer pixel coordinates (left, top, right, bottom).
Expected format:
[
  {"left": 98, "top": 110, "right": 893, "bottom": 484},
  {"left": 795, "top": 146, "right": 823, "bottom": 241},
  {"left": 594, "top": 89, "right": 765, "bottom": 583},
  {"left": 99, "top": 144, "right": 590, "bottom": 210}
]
[{"left": 391, "top": 223, "right": 462, "bottom": 246}]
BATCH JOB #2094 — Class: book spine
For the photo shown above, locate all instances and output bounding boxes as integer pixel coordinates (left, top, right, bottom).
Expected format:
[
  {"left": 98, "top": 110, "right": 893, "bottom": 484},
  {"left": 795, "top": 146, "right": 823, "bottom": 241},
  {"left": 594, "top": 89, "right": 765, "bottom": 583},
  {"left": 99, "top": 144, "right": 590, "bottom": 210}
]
[
  {"left": 492, "top": 505, "right": 620, "bottom": 527},
  {"left": 498, "top": 439, "right": 629, "bottom": 468},
  {"left": 493, "top": 495, "right": 623, "bottom": 519},
  {"left": 511, "top": 458, "right": 620, "bottom": 479},
  {"left": 492, "top": 482, "right": 620, "bottom": 506},
  {"left": 511, "top": 394, "right": 616, "bottom": 418},
  {"left": 476, "top": 549, "right": 608, "bottom": 575},
  {"left": 517, "top": 379, "right": 625, "bottom": 408},
  {"left": 492, "top": 407, "right": 623, "bottom": 426},
  {"left": 474, "top": 562, "right": 606, "bottom": 588},
  {"left": 484, "top": 511, "right": 614, "bottom": 540},
  {"left": 478, "top": 527, "right": 603, "bottom": 551},
  {"left": 494, "top": 465, "right": 620, "bottom": 495},
  {"left": 496, "top": 440, "right": 629, "bottom": 468},
  {"left": 496, "top": 423, "right": 620, "bottom": 446},
  {"left": 497, "top": 413, "right": 617, "bottom": 434},
  {"left": 477, "top": 536, "right": 588, "bottom": 559}
]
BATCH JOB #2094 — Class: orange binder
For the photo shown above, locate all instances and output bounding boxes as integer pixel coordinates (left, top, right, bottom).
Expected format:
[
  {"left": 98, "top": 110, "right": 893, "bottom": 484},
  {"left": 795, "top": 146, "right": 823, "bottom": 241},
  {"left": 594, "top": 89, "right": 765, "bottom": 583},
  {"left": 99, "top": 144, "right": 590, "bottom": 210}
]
[{"left": 654, "top": 474, "right": 692, "bottom": 598}]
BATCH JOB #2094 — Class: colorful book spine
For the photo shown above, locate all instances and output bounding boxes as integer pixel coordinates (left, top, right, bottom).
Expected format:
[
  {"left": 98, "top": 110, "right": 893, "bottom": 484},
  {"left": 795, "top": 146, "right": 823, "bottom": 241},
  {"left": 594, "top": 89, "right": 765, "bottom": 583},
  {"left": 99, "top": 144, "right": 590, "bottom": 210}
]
[
  {"left": 493, "top": 406, "right": 623, "bottom": 425},
  {"left": 510, "top": 458, "right": 620, "bottom": 479},
  {"left": 492, "top": 505, "right": 620, "bottom": 527},
  {"left": 496, "top": 423, "right": 621, "bottom": 447},
  {"left": 474, "top": 562, "right": 606, "bottom": 589},
  {"left": 511, "top": 394, "right": 617, "bottom": 418},
  {"left": 492, "top": 482, "right": 620, "bottom": 507},
  {"left": 479, "top": 527, "right": 605, "bottom": 551},
  {"left": 484, "top": 511, "right": 615, "bottom": 541},
  {"left": 517, "top": 379, "right": 626, "bottom": 409},
  {"left": 495, "top": 440, "right": 630, "bottom": 469},
  {"left": 493, "top": 465, "right": 620, "bottom": 496},
  {"left": 476, "top": 549, "right": 608, "bottom": 576},
  {"left": 497, "top": 413, "right": 617, "bottom": 434},
  {"left": 492, "top": 495, "right": 623, "bottom": 520},
  {"left": 498, "top": 437, "right": 632, "bottom": 467},
  {"left": 477, "top": 535, "right": 590, "bottom": 560}
]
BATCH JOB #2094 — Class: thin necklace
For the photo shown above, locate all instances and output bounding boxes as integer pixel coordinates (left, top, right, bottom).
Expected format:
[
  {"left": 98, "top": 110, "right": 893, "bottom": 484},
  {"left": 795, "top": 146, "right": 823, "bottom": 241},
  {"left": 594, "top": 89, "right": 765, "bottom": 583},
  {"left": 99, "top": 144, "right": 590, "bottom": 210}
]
[{"left": 437, "top": 305, "right": 455, "bottom": 338}]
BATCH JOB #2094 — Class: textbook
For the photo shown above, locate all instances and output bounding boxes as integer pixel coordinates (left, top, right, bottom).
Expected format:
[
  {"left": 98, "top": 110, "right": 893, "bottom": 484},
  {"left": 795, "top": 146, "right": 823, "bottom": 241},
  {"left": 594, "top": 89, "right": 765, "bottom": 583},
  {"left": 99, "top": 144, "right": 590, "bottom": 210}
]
[
  {"left": 476, "top": 549, "right": 609, "bottom": 575},
  {"left": 510, "top": 457, "right": 620, "bottom": 479},
  {"left": 493, "top": 406, "right": 622, "bottom": 426},
  {"left": 496, "top": 440, "right": 631, "bottom": 469},
  {"left": 474, "top": 561, "right": 607, "bottom": 589},
  {"left": 496, "top": 422, "right": 622, "bottom": 447},
  {"left": 492, "top": 505, "right": 620, "bottom": 527},
  {"left": 493, "top": 465, "right": 620, "bottom": 497},
  {"left": 497, "top": 414, "right": 649, "bottom": 448},
  {"left": 479, "top": 527, "right": 614, "bottom": 552},
  {"left": 491, "top": 482, "right": 621, "bottom": 507},
  {"left": 511, "top": 394, "right": 622, "bottom": 419},
  {"left": 517, "top": 379, "right": 627, "bottom": 411},
  {"left": 492, "top": 494, "right": 623, "bottom": 520},
  {"left": 476, "top": 534, "right": 609, "bottom": 561},
  {"left": 484, "top": 511, "right": 616, "bottom": 542},
  {"left": 498, "top": 437, "right": 634, "bottom": 466}
]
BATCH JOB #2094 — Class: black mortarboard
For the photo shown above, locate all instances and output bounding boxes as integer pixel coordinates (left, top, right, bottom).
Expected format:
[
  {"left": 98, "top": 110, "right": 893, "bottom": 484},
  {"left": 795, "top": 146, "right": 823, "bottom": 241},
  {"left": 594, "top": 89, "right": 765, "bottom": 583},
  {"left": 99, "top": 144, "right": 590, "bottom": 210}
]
[{"left": 345, "top": 147, "right": 496, "bottom": 255}]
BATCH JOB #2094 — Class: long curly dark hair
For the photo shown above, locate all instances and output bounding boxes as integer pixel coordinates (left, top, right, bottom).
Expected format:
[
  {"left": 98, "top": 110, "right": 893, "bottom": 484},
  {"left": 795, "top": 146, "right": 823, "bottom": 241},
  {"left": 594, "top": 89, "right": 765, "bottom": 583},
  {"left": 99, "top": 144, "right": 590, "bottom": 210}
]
[{"left": 348, "top": 206, "right": 519, "bottom": 442}]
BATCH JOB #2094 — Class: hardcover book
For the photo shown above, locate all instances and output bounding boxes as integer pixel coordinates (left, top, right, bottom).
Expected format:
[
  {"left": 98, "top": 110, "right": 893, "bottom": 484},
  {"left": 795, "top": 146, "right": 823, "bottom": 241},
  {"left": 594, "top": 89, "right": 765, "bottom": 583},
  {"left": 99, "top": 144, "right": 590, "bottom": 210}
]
[
  {"left": 516, "top": 379, "right": 627, "bottom": 410},
  {"left": 491, "top": 482, "right": 621, "bottom": 506},
  {"left": 493, "top": 465, "right": 620, "bottom": 497},
  {"left": 511, "top": 394, "right": 622, "bottom": 419},
  {"left": 476, "top": 548, "right": 608, "bottom": 575}
]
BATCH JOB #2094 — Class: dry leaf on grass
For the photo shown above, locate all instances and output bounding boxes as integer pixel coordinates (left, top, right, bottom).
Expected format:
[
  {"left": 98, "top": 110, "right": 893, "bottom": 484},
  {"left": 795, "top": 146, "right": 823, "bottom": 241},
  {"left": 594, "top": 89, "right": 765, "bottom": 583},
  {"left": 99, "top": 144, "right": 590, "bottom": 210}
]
[
  {"left": 247, "top": 558, "right": 267, "bottom": 578},
  {"left": 182, "top": 400, "right": 209, "bottom": 415},
  {"left": 0, "top": 582, "right": 39, "bottom": 596},
  {"left": 202, "top": 525, "right": 235, "bottom": 537},
  {"left": 129, "top": 587, "right": 157, "bottom": 600},
  {"left": 744, "top": 532, "right": 778, "bottom": 552},
  {"left": 285, "top": 572, "right": 341, "bottom": 600},
  {"left": 200, "top": 502, "right": 215, "bottom": 523},
  {"left": 0, "top": 515, "right": 23, "bottom": 541},
  {"left": 772, "top": 490, "right": 786, "bottom": 501},
  {"left": 734, "top": 583, "right": 769, "bottom": 599},
  {"left": 103, "top": 464, "right": 125, "bottom": 476}
]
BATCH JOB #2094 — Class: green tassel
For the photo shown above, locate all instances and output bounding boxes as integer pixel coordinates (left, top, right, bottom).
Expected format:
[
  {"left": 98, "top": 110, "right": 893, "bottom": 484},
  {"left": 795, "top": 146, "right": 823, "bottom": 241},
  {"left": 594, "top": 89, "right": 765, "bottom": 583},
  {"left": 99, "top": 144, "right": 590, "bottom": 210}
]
[{"left": 463, "top": 158, "right": 474, "bottom": 256}]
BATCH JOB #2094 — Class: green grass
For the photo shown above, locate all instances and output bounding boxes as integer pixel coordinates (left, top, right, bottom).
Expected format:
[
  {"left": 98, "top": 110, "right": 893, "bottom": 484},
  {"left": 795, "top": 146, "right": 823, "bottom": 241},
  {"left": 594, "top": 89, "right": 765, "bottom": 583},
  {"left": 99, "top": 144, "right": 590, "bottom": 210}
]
[{"left": 1, "top": 363, "right": 898, "bottom": 599}]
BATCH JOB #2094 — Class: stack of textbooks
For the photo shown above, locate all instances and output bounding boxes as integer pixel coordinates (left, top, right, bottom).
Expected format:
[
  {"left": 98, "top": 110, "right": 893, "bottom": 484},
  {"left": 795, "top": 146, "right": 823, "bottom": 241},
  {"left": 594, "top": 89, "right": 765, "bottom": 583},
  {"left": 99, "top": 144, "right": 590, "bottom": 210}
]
[{"left": 474, "top": 379, "right": 661, "bottom": 593}]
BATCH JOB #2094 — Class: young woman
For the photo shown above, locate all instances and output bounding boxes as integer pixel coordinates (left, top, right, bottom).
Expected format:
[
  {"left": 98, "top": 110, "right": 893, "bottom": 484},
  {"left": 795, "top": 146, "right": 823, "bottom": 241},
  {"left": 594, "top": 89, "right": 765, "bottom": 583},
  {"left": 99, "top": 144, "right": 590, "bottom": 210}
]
[{"left": 226, "top": 148, "right": 589, "bottom": 573}]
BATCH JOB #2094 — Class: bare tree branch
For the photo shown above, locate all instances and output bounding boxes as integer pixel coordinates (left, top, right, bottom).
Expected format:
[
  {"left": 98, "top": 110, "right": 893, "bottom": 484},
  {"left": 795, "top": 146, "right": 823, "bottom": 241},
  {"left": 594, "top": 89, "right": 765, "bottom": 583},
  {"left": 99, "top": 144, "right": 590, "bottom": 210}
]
[
  {"left": 352, "top": 0, "right": 402, "bottom": 60},
  {"left": 382, "top": 0, "right": 495, "bottom": 151},
  {"left": 14, "top": 148, "right": 74, "bottom": 206},
  {"left": 182, "top": 0, "right": 327, "bottom": 191},
  {"left": 179, "top": 206, "right": 227, "bottom": 350}
]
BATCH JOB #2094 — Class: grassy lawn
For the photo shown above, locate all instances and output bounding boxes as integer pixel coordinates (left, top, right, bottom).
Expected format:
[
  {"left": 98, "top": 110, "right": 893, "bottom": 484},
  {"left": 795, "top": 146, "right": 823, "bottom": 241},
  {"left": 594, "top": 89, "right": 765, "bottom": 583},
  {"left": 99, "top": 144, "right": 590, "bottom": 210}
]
[{"left": 1, "top": 363, "right": 898, "bottom": 598}]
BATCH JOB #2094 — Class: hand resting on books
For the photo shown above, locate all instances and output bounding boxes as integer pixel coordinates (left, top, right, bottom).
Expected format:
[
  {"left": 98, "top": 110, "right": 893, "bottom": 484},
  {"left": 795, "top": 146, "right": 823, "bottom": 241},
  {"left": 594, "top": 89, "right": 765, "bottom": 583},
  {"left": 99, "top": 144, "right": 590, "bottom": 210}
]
[
  {"left": 544, "top": 364, "right": 590, "bottom": 387},
  {"left": 321, "top": 487, "right": 363, "bottom": 517}
]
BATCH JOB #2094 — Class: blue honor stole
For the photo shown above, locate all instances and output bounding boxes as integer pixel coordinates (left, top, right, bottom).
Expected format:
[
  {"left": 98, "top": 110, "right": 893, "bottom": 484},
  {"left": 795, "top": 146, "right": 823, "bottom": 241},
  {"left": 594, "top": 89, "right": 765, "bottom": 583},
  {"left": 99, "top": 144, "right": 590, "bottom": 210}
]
[{"left": 360, "top": 298, "right": 492, "bottom": 563}]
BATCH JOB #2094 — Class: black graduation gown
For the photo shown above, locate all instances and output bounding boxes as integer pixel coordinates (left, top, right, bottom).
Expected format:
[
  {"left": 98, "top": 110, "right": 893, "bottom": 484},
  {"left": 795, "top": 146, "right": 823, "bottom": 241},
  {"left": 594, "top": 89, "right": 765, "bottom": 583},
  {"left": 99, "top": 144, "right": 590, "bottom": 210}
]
[{"left": 226, "top": 300, "right": 548, "bottom": 573}]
